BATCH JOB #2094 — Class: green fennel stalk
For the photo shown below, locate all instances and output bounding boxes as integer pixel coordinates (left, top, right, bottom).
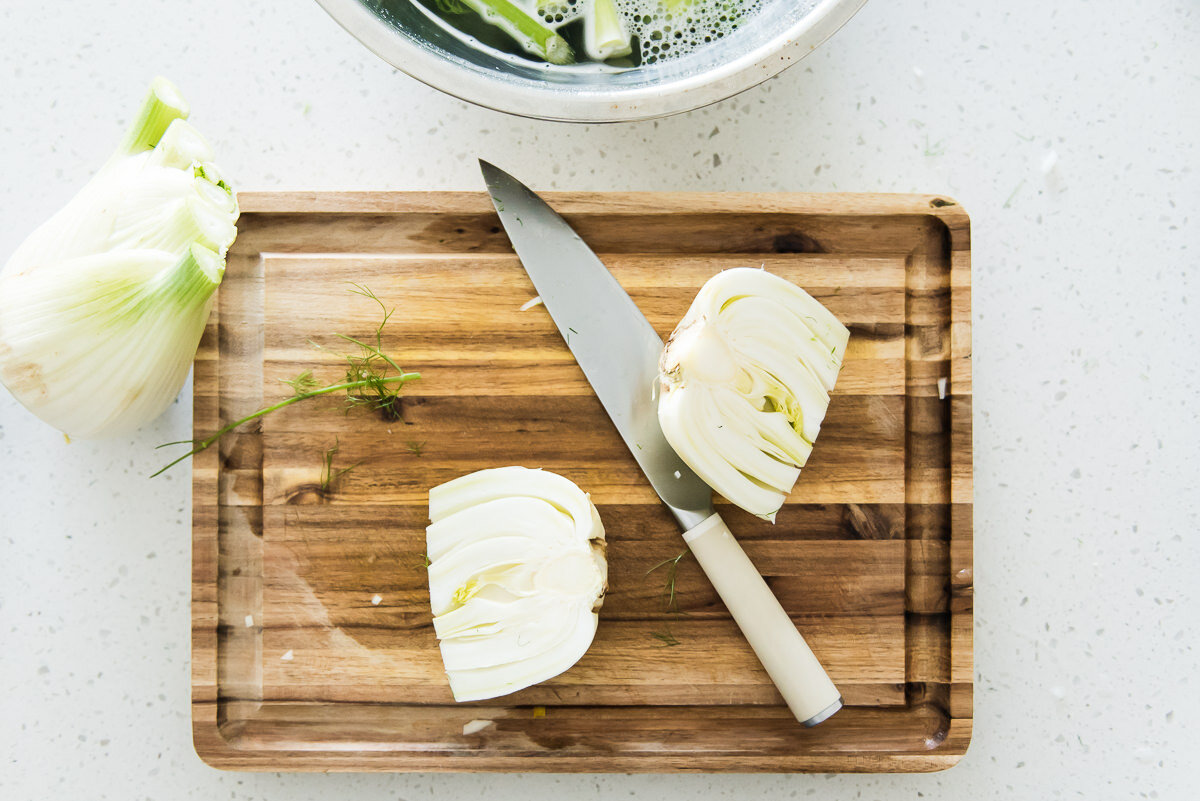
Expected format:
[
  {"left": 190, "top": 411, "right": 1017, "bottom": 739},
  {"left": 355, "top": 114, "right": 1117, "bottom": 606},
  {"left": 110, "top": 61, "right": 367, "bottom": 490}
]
[{"left": 115, "top": 77, "right": 190, "bottom": 158}]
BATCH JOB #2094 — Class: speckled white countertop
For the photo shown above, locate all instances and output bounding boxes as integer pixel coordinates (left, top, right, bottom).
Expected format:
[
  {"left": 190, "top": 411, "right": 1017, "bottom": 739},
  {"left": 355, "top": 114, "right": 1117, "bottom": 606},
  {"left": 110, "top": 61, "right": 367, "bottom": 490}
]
[{"left": 1, "top": 0, "right": 1197, "bottom": 797}]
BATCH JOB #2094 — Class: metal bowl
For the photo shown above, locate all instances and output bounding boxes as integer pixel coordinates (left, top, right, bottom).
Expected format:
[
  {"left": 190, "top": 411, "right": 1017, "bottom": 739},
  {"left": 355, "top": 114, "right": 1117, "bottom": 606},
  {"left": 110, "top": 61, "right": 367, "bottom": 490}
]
[{"left": 315, "top": 0, "right": 867, "bottom": 122}]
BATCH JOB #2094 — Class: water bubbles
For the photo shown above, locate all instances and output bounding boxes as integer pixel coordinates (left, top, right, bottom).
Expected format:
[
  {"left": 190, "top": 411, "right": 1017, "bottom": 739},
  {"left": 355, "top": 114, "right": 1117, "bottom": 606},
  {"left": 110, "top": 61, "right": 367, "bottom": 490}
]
[
  {"left": 611, "top": 0, "right": 766, "bottom": 64},
  {"left": 438, "top": 0, "right": 774, "bottom": 66},
  {"left": 538, "top": 1, "right": 579, "bottom": 26}
]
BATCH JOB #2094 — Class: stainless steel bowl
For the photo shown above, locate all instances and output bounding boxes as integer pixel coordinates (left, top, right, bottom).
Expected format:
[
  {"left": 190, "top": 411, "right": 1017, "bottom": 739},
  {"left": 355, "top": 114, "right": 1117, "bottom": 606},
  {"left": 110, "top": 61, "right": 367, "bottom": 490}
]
[{"left": 315, "top": 0, "right": 867, "bottom": 122}]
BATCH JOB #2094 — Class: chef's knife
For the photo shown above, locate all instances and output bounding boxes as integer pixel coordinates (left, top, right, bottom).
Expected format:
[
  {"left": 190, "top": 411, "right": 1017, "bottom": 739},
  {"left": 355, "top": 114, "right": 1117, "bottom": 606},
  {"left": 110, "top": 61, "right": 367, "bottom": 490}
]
[{"left": 479, "top": 161, "right": 842, "bottom": 727}]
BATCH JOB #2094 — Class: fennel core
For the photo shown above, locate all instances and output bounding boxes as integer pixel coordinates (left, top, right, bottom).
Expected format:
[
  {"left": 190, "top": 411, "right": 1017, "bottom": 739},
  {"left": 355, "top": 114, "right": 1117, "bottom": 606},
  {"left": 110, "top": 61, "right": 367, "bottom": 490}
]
[{"left": 153, "top": 284, "right": 420, "bottom": 477}]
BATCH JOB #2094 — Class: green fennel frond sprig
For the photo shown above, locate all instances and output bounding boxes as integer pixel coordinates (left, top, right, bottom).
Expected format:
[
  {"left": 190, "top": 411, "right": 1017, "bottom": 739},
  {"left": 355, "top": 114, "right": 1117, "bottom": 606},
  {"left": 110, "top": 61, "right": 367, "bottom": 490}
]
[
  {"left": 647, "top": 549, "right": 689, "bottom": 613},
  {"left": 153, "top": 284, "right": 420, "bottom": 477},
  {"left": 318, "top": 437, "right": 361, "bottom": 493},
  {"left": 647, "top": 549, "right": 690, "bottom": 646}
]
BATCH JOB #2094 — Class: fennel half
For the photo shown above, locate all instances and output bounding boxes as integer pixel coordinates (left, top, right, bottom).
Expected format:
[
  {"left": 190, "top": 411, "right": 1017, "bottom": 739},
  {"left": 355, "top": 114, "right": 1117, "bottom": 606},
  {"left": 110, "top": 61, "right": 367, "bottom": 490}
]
[
  {"left": 426, "top": 467, "right": 607, "bottom": 702},
  {"left": 657, "top": 268, "right": 850, "bottom": 521}
]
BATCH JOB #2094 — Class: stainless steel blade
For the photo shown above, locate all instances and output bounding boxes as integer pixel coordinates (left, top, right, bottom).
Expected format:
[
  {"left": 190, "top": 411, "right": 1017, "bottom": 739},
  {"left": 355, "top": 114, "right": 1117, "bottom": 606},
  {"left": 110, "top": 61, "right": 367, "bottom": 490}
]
[{"left": 480, "top": 160, "right": 713, "bottom": 529}]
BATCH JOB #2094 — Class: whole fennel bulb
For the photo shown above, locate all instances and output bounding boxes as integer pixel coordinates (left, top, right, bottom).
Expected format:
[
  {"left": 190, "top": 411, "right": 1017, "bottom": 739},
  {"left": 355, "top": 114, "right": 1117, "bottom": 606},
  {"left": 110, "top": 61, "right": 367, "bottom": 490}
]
[{"left": 0, "top": 78, "right": 238, "bottom": 438}]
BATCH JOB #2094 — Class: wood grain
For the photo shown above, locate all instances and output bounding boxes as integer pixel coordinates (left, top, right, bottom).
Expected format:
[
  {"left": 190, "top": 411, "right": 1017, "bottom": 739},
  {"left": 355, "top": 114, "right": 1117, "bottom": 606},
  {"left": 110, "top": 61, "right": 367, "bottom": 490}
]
[{"left": 192, "top": 192, "right": 972, "bottom": 772}]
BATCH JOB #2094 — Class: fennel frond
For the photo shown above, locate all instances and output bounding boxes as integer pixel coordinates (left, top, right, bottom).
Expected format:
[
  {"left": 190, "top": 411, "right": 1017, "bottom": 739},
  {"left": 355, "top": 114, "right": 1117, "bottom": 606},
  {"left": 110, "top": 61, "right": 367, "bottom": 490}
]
[
  {"left": 283, "top": 369, "right": 321, "bottom": 396},
  {"left": 646, "top": 549, "right": 689, "bottom": 613},
  {"left": 152, "top": 284, "right": 420, "bottom": 476},
  {"left": 318, "top": 437, "right": 361, "bottom": 493},
  {"left": 650, "top": 627, "right": 681, "bottom": 647},
  {"left": 646, "top": 549, "right": 690, "bottom": 645}
]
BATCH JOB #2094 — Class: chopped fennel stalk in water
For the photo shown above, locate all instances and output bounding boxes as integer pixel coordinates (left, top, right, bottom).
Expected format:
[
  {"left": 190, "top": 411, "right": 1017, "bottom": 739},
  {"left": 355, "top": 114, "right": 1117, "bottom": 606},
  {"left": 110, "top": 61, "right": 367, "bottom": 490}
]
[
  {"left": 583, "top": 0, "right": 632, "bottom": 61},
  {"left": 428, "top": 0, "right": 574, "bottom": 64},
  {"left": 0, "top": 77, "right": 239, "bottom": 438},
  {"left": 418, "top": 0, "right": 756, "bottom": 66}
]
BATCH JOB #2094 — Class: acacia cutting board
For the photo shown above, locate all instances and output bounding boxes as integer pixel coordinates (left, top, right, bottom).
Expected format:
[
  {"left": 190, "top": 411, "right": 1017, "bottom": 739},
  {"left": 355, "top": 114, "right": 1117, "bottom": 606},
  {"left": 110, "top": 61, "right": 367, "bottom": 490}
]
[{"left": 191, "top": 191, "right": 972, "bottom": 772}]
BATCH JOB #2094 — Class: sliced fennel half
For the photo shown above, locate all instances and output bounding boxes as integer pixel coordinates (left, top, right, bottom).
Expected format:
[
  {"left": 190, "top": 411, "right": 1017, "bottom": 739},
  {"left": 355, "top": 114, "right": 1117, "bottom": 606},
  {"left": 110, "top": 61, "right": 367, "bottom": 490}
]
[
  {"left": 657, "top": 268, "right": 850, "bottom": 521},
  {"left": 426, "top": 466, "right": 606, "bottom": 702},
  {"left": 0, "top": 77, "right": 237, "bottom": 438}
]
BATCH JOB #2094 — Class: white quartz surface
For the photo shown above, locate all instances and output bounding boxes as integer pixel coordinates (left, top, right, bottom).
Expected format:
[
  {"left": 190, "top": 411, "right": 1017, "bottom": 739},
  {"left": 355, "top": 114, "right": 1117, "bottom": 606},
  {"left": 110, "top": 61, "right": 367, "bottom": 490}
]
[{"left": 1, "top": 0, "right": 1197, "bottom": 798}]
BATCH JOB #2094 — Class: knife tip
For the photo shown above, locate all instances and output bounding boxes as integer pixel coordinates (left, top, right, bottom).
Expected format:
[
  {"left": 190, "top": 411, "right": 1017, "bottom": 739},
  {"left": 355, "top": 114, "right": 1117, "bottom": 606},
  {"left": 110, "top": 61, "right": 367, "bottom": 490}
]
[
  {"left": 478, "top": 158, "right": 503, "bottom": 181},
  {"left": 478, "top": 159, "right": 505, "bottom": 194},
  {"left": 479, "top": 160, "right": 524, "bottom": 206}
]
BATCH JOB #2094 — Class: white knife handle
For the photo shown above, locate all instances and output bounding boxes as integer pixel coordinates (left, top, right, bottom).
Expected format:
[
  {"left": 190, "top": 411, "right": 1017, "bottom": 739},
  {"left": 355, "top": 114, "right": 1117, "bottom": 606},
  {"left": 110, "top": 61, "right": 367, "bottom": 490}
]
[{"left": 683, "top": 512, "right": 842, "bottom": 726}]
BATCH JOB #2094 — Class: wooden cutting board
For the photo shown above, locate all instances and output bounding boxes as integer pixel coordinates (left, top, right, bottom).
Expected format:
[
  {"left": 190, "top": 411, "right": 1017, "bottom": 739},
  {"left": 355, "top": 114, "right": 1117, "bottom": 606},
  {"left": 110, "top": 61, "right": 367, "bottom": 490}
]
[{"left": 191, "top": 191, "right": 972, "bottom": 772}]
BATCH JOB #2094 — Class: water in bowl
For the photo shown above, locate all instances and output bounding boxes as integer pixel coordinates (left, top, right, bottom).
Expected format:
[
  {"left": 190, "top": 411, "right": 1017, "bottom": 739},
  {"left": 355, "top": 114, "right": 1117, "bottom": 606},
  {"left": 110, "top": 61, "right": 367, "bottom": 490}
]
[{"left": 376, "top": 0, "right": 768, "bottom": 69}]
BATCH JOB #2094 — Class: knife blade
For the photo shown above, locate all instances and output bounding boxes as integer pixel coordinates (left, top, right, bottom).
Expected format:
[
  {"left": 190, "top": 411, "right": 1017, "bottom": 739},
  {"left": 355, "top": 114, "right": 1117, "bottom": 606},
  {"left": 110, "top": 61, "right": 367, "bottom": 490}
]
[
  {"left": 480, "top": 160, "right": 842, "bottom": 726},
  {"left": 479, "top": 160, "right": 712, "bottom": 531}
]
